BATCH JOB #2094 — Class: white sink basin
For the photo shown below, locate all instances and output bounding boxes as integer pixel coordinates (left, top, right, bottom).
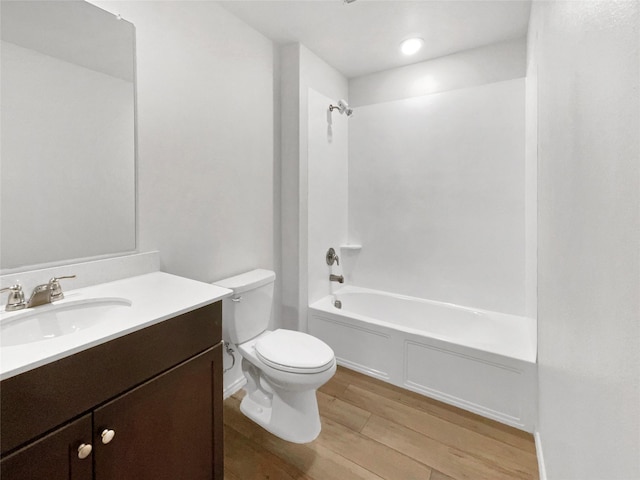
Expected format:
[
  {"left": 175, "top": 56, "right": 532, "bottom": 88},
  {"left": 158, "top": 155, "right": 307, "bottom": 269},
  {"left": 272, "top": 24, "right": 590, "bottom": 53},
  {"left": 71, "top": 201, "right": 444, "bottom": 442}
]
[{"left": 0, "top": 298, "right": 132, "bottom": 347}]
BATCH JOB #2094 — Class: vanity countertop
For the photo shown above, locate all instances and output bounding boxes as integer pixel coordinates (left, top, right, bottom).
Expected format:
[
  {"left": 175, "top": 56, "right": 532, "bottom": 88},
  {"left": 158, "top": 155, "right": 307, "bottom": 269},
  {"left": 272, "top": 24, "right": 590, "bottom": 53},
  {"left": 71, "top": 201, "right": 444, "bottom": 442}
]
[{"left": 0, "top": 272, "right": 232, "bottom": 380}]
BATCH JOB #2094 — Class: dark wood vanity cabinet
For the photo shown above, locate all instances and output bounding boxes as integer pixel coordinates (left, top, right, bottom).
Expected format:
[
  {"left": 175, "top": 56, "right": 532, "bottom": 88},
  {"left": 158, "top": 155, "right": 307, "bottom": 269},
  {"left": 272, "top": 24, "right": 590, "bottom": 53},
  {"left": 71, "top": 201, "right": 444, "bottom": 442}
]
[
  {"left": 0, "top": 415, "right": 93, "bottom": 480},
  {"left": 0, "top": 302, "right": 224, "bottom": 480},
  {"left": 93, "top": 346, "right": 219, "bottom": 480}
]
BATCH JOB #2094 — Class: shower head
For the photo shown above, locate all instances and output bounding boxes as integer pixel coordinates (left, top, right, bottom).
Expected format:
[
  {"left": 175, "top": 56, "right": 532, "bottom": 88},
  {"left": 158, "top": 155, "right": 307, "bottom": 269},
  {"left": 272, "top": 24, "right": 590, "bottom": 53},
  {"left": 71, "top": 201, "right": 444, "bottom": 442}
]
[{"left": 329, "top": 99, "right": 354, "bottom": 117}]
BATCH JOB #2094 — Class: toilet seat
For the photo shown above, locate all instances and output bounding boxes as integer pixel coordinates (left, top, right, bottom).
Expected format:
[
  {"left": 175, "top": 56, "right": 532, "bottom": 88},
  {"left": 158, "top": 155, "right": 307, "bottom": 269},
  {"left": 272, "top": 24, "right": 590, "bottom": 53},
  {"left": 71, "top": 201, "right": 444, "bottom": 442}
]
[{"left": 255, "top": 329, "right": 335, "bottom": 374}]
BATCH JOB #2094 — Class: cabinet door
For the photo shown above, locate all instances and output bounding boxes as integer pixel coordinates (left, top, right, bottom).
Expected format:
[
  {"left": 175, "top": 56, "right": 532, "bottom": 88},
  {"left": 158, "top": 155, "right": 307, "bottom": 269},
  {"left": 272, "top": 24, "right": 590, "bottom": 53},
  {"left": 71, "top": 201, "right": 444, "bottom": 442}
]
[
  {"left": 0, "top": 414, "right": 93, "bottom": 480},
  {"left": 93, "top": 345, "right": 222, "bottom": 480}
]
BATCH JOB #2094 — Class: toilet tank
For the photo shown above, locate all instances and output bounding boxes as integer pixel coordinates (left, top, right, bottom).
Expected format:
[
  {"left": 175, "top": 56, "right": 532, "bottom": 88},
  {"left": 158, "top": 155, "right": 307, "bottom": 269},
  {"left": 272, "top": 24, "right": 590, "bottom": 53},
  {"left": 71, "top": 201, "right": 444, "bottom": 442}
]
[{"left": 213, "top": 269, "right": 276, "bottom": 344}]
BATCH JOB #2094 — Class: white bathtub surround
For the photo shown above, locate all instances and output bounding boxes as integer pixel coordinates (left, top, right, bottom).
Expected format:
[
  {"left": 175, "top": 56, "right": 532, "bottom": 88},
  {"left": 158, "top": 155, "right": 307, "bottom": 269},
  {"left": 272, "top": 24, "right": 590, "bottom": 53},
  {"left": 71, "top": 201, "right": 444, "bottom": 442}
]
[
  {"left": 280, "top": 43, "right": 349, "bottom": 331},
  {"left": 348, "top": 78, "right": 526, "bottom": 316},
  {"left": 309, "top": 286, "right": 536, "bottom": 431},
  {"left": 307, "top": 88, "right": 349, "bottom": 306}
]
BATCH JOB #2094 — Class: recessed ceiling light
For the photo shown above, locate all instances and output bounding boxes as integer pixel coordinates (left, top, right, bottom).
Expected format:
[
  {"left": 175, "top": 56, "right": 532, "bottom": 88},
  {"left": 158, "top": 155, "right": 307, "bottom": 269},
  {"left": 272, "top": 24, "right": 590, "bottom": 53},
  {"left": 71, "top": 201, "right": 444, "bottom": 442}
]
[{"left": 400, "top": 37, "right": 424, "bottom": 56}]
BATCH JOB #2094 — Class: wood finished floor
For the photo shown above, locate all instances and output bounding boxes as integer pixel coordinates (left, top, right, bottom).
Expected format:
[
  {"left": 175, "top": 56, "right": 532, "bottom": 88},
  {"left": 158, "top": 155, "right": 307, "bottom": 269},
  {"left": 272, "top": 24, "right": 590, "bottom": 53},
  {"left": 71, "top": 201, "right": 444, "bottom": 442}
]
[{"left": 223, "top": 366, "right": 539, "bottom": 480}]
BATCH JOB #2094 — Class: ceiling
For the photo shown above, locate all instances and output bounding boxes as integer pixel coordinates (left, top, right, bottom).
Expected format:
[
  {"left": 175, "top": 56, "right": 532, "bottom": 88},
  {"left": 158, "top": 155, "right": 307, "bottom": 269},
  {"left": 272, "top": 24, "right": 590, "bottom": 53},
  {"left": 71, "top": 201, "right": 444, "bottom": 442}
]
[{"left": 219, "top": 1, "right": 532, "bottom": 79}]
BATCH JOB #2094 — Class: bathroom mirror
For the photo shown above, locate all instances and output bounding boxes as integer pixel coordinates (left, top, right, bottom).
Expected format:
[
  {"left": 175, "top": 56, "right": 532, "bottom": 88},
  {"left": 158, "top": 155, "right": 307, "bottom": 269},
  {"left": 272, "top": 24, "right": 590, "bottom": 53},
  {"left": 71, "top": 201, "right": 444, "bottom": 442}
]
[{"left": 0, "top": 0, "right": 136, "bottom": 271}]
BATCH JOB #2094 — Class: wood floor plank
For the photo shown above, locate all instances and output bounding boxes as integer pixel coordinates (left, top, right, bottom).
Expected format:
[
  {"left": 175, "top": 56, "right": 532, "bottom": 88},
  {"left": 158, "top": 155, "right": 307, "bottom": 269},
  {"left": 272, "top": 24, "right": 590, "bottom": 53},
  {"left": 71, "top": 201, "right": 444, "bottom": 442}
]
[
  {"left": 429, "top": 470, "right": 457, "bottom": 480},
  {"left": 223, "top": 468, "right": 242, "bottom": 480},
  {"left": 317, "top": 371, "right": 350, "bottom": 397},
  {"left": 398, "top": 388, "right": 536, "bottom": 454},
  {"left": 338, "top": 384, "right": 537, "bottom": 476},
  {"left": 336, "top": 366, "right": 536, "bottom": 454},
  {"left": 315, "top": 416, "right": 433, "bottom": 479},
  {"left": 224, "top": 366, "right": 538, "bottom": 480},
  {"left": 224, "top": 424, "right": 313, "bottom": 480},
  {"left": 225, "top": 396, "right": 384, "bottom": 480},
  {"left": 362, "top": 415, "right": 537, "bottom": 480},
  {"left": 333, "top": 367, "right": 404, "bottom": 402},
  {"left": 317, "top": 390, "right": 371, "bottom": 432}
]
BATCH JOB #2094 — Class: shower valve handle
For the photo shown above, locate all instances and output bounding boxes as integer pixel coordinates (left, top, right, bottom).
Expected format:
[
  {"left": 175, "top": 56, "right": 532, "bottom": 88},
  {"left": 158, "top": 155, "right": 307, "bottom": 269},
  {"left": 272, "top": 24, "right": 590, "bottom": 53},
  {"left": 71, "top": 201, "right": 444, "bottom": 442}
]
[{"left": 326, "top": 248, "right": 339, "bottom": 266}]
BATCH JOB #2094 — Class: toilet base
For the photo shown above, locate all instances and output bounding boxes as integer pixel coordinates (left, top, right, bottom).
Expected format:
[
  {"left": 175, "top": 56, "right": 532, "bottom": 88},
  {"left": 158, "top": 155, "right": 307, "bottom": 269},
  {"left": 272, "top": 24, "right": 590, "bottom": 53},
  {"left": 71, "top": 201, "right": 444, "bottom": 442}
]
[
  {"left": 235, "top": 334, "right": 336, "bottom": 444},
  {"left": 240, "top": 384, "right": 322, "bottom": 444}
]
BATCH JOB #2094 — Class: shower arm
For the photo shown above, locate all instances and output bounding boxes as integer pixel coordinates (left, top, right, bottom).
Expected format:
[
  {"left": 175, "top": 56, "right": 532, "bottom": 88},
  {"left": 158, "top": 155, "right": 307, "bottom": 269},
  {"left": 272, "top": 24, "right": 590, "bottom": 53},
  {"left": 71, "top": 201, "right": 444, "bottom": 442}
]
[{"left": 329, "top": 100, "right": 353, "bottom": 117}]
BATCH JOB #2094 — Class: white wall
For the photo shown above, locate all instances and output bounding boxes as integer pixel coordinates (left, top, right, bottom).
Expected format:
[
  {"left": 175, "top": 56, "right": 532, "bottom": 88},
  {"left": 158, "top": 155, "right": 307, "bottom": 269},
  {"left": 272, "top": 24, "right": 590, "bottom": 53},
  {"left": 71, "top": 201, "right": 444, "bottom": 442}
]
[
  {"left": 350, "top": 37, "right": 526, "bottom": 107},
  {"left": 92, "top": 1, "right": 275, "bottom": 285},
  {"left": 91, "top": 1, "right": 276, "bottom": 396},
  {"left": 524, "top": 26, "right": 538, "bottom": 322},
  {"left": 307, "top": 88, "right": 348, "bottom": 304},
  {"left": 280, "top": 43, "right": 348, "bottom": 330},
  {"left": 347, "top": 79, "right": 526, "bottom": 314},
  {"left": 532, "top": 2, "right": 640, "bottom": 479},
  {"left": 280, "top": 44, "right": 302, "bottom": 330}
]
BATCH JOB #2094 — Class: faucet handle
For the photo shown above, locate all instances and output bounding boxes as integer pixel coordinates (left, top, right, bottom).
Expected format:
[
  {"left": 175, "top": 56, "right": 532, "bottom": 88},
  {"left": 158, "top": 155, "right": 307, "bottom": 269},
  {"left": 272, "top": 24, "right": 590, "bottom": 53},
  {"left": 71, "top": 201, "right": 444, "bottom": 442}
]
[
  {"left": 49, "top": 275, "right": 76, "bottom": 301},
  {"left": 1, "top": 284, "right": 27, "bottom": 311},
  {"left": 326, "top": 248, "right": 340, "bottom": 266}
]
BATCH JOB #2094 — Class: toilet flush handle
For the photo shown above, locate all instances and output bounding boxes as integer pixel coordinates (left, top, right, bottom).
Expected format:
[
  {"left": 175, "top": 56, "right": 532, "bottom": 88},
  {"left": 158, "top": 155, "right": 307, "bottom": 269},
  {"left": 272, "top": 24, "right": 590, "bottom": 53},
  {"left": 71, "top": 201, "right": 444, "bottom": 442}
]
[{"left": 231, "top": 296, "right": 242, "bottom": 303}]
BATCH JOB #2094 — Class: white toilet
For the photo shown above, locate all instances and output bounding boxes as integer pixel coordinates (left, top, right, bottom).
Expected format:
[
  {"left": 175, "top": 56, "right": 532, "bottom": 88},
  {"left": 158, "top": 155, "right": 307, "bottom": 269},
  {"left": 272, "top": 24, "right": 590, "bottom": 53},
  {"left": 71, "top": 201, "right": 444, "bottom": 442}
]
[{"left": 215, "top": 269, "right": 336, "bottom": 443}]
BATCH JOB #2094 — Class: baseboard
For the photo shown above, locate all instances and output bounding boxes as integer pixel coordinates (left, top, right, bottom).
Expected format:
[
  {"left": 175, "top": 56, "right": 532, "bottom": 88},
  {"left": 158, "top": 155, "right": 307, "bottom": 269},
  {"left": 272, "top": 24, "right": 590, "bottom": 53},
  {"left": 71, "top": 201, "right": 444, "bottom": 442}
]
[
  {"left": 223, "top": 375, "right": 247, "bottom": 400},
  {"left": 534, "top": 431, "right": 547, "bottom": 480}
]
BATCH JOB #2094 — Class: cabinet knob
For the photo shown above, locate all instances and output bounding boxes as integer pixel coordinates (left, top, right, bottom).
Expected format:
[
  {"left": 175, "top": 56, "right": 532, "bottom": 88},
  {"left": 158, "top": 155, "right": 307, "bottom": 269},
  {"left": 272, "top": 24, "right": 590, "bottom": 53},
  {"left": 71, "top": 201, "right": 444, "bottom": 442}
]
[
  {"left": 77, "top": 443, "right": 92, "bottom": 459},
  {"left": 101, "top": 429, "right": 116, "bottom": 444}
]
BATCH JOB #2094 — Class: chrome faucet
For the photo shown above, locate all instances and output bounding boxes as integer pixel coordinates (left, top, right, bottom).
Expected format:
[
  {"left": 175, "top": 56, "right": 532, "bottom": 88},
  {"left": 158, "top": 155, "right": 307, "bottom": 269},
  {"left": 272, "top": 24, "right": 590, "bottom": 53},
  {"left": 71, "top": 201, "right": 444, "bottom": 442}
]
[
  {"left": 329, "top": 274, "right": 344, "bottom": 284},
  {"left": 26, "top": 275, "right": 76, "bottom": 308},
  {"left": 27, "top": 283, "right": 55, "bottom": 308}
]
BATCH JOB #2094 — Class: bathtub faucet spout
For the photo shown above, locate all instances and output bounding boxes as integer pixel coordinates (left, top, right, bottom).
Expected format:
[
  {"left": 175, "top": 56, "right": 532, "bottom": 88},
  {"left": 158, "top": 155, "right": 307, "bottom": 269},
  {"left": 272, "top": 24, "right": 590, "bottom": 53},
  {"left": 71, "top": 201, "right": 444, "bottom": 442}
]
[{"left": 329, "top": 274, "right": 344, "bottom": 284}]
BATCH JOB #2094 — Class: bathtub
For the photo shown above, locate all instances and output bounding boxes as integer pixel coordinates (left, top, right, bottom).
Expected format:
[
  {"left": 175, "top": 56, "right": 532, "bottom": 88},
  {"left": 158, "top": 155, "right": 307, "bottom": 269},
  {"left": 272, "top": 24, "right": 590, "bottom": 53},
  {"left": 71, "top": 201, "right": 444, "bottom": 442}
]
[{"left": 308, "top": 286, "right": 537, "bottom": 432}]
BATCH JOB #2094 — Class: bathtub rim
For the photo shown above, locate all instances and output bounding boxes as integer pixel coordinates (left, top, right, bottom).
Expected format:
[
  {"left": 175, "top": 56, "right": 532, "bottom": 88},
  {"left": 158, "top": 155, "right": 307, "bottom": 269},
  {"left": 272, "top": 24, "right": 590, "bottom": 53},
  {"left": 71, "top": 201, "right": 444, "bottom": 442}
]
[{"left": 309, "top": 285, "right": 537, "bottom": 364}]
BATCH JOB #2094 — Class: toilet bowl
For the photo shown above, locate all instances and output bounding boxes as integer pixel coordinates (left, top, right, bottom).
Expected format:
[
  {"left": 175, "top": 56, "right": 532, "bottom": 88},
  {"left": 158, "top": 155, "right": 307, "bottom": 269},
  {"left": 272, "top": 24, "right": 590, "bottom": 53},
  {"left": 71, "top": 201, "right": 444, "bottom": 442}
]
[
  {"left": 214, "top": 269, "right": 336, "bottom": 443},
  {"left": 237, "top": 329, "right": 336, "bottom": 443}
]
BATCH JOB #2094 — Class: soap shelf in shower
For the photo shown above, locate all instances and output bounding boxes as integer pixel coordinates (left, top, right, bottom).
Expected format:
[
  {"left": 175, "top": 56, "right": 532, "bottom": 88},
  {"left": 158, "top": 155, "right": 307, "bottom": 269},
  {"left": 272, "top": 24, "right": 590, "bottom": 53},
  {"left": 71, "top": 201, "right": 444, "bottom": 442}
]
[{"left": 340, "top": 244, "right": 362, "bottom": 251}]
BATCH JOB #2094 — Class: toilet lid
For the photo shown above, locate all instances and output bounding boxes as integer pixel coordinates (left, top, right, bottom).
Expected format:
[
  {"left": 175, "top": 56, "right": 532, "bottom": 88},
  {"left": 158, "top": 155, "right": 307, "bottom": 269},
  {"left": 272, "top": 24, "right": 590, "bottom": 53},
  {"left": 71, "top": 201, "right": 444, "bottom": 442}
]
[{"left": 255, "top": 329, "right": 335, "bottom": 373}]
